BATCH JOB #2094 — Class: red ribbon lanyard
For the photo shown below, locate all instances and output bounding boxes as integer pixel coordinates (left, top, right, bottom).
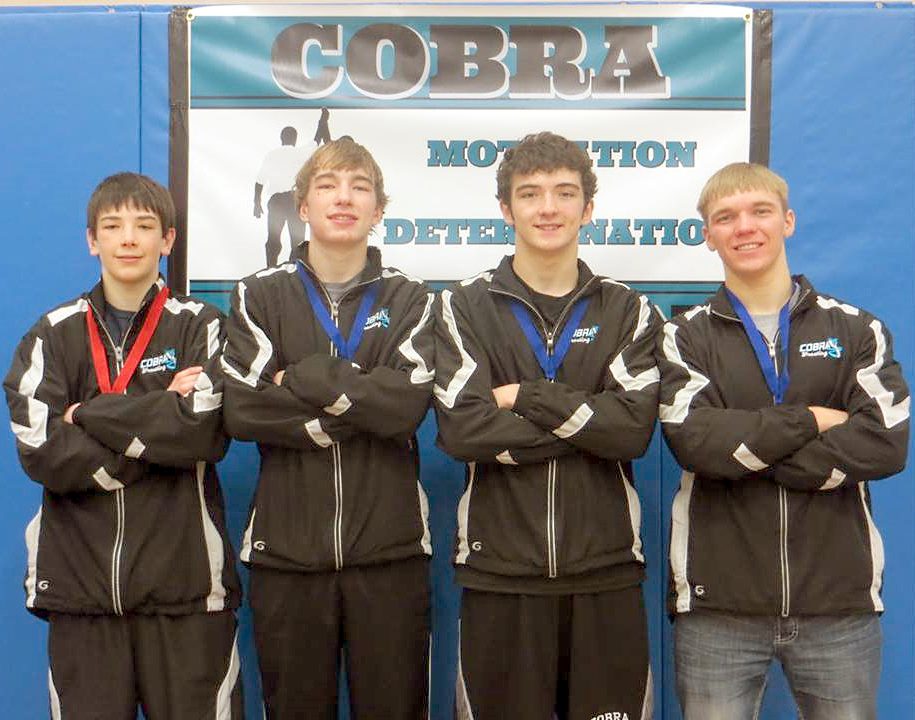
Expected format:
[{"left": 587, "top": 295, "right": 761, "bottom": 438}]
[{"left": 86, "top": 287, "right": 169, "bottom": 394}]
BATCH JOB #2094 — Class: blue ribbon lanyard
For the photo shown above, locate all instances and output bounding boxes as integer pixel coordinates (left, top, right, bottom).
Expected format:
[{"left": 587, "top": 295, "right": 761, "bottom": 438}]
[
  {"left": 510, "top": 297, "right": 590, "bottom": 380},
  {"left": 297, "top": 263, "right": 378, "bottom": 360},
  {"left": 725, "top": 288, "right": 791, "bottom": 404}
]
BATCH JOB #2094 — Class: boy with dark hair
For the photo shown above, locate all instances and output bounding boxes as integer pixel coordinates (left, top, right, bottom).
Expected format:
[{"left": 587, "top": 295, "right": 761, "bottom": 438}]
[
  {"left": 434, "top": 131, "right": 661, "bottom": 719},
  {"left": 4, "top": 172, "right": 243, "bottom": 718},
  {"left": 657, "top": 162, "right": 909, "bottom": 719},
  {"left": 221, "top": 137, "right": 435, "bottom": 719}
]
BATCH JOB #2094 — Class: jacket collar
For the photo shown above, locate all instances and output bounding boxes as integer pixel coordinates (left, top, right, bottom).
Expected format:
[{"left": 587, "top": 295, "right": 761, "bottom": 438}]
[
  {"left": 86, "top": 276, "right": 166, "bottom": 315},
  {"left": 709, "top": 274, "right": 815, "bottom": 320},
  {"left": 489, "top": 254, "right": 599, "bottom": 304},
  {"left": 294, "top": 242, "right": 383, "bottom": 287}
]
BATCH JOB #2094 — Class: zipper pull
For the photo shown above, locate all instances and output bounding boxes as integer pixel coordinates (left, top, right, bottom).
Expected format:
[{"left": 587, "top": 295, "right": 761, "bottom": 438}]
[
  {"left": 546, "top": 332, "right": 555, "bottom": 354},
  {"left": 114, "top": 346, "right": 124, "bottom": 364},
  {"left": 767, "top": 340, "right": 776, "bottom": 359}
]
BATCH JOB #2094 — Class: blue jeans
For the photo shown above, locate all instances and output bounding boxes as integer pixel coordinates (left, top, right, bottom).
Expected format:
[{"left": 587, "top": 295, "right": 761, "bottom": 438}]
[{"left": 674, "top": 612, "right": 881, "bottom": 720}]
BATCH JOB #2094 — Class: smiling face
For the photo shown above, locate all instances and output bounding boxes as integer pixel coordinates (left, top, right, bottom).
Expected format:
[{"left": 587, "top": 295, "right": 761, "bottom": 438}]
[
  {"left": 500, "top": 168, "right": 593, "bottom": 258},
  {"left": 703, "top": 189, "right": 795, "bottom": 284},
  {"left": 299, "top": 166, "right": 383, "bottom": 249},
  {"left": 87, "top": 203, "right": 175, "bottom": 298}
]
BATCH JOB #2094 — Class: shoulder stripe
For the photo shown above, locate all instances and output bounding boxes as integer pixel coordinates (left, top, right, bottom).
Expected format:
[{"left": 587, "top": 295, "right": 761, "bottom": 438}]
[
  {"left": 219, "top": 281, "right": 274, "bottom": 388},
  {"left": 816, "top": 296, "right": 860, "bottom": 316},
  {"left": 399, "top": 293, "right": 435, "bottom": 385},
  {"left": 599, "top": 277, "right": 632, "bottom": 291},
  {"left": 433, "top": 290, "right": 478, "bottom": 409},
  {"left": 610, "top": 352, "right": 659, "bottom": 392},
  {"left": 659, "top": 324, "right": 710, "bottom": 424},
  {"left": 255, "top": 264, "right": 297, "bottom": 279},
  {"left": 10, "top": 337, "right": 49, "bottom": 448},
  {"left": 682, "top": 304, "right": 710, "bottom": 321},
  {"left": 164, "top": 297, "right": 204, "bottom": 316},
  {"left": 632, "top": 295, "right": 653, "bottom": 341},
  {"left": 857, "top": 319, "right": 910, "bottom": 429},
  {"left": 382, "top": 267, "right": 425, "bottom": 284},
  {"left": 459, "top": 270, "right": 493, "bottom": 287},
  {"left": 47, "top": 298, "right": 87, "bottom": 327}
]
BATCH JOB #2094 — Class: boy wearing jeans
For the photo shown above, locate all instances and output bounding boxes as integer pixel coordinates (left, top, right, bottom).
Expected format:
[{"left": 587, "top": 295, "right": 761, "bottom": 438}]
[{"left": 657, "top": 163, "right": 909, "bottom": 719}]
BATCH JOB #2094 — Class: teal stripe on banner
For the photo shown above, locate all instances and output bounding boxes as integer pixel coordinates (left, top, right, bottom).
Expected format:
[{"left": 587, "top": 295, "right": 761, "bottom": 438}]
[
  {"left": 190, "top": 15, "right": 746, "bottom": 109},
  {"left": 190, "top": 279, "right": 720, "bottom": 318}
]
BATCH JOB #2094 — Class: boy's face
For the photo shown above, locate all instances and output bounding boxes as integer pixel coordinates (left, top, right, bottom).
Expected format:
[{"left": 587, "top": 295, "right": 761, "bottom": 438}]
[
  {"left": 500, "top": 168, "right": 593, "bottom": 257},
  {"left": 703, "top": 188, "right": 795, "bottom": 282},
  {"left": 87, "top": 204, "right": 175, "bottom": 292},
  {"left": 299, "top": 166, "right": 382, "bottom": 248}
]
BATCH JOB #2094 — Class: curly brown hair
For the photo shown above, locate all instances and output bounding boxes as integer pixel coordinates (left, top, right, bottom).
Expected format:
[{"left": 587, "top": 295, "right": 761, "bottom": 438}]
[{"left": 496, "top": 132, "right": 597, "bottom": 206}]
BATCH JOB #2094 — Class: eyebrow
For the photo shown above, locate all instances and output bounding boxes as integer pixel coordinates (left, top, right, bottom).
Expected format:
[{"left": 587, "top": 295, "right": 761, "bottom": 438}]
[
  {"left": 98, "top": 212, "right": 158, "bottom": 222},
  {"left": 313, "top": 171, "right": 374, "bottom": 186},
  {"left": 513, "top": 181, "right": 581, "bottom": 193},
  {"left": 711, "top": 200, "right": 777, "bottom": 218}
]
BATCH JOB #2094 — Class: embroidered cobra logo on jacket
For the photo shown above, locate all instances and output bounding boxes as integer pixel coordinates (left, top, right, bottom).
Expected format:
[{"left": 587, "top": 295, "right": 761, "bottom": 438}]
[
  {"left": 571, "top": 324, "right": 600, "bottom": 344},
  {"left": 798, "top": 337, "right": 843, "bottom": 359},
  {"left": 364, "top": 307, "right": 390, "bottom": 331},
  {"left": 140, "top": 348, "right": 178, "bottom": 374}
]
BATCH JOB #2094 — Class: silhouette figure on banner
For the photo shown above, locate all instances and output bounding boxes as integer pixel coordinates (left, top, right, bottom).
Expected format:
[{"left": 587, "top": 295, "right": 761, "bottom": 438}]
[{"left": 253, "top": 109, "right": 333, "bottom": 265}]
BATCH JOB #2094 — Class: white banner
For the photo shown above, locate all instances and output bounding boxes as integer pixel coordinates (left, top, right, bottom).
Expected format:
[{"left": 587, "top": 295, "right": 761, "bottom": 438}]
[{"left": 185, "top": 4, "right": 760, "bottom": 292}]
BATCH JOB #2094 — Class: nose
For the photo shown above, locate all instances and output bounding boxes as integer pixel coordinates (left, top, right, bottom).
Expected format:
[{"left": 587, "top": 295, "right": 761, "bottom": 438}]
[
  {"left": 735, "top": 211, "right": 755, "bottom": 234},
  {"left": 122, "top": 224, "right": 138, "bottom": 245},
  {"left": 540, "top": 192, "right": 558, "bottom": 214},
  {"left": 335, "top": 182, "right": 353, "bottom": 204}
]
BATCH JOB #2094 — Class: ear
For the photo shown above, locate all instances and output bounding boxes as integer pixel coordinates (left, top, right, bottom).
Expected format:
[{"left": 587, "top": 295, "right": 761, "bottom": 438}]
[
  {"left": 783, "top": 208, "right": 796, "bottom": 239},
  {"left": 86, "top": 228, "right": 100, "bottom": 257},
  {"left": 702, "top": 223, "right": 717, "bottom": 253},
  {"left": 580, "top": 199, "right": 594, "bottom": 226},
  {"left": 160, "top": 228, "right": 177, "bottom": 257},
  {"left": 499, "top": 200, "right": 514, "bottom": 226},
  {"left": 299, "top": 200, "right": 309, "bottom": 223}
]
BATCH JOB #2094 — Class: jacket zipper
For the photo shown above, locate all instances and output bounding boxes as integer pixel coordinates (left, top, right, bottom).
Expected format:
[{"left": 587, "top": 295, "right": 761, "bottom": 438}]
[
  {"left": 87, "top": 299, "right": 139, "bottom": 616},
  {"left": 491, "top": 280, "right": 595, "bottom": 579},
  {"left": 714, "top": 288, "right": 810, "bottom": 618},
  {"left": 769, "top": 332, "right": 791, "bottom": 618},
  {"left": 301, "top": 261, "right": 383, "bottom": 571},
  {"left": 329, "top": 297, "right": 345, "bottom": 571},
  {"left": 545, "top": 333, "right": 558, "bottom": 578}
]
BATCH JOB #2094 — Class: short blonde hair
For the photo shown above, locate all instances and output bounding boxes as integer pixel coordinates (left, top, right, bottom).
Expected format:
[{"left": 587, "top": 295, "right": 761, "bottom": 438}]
[
  {"left": 294, "top": 137, "right": 389, "bottom": 213},
  {"left": 697, "top": 162, "right": 789, "bottom": 221}
]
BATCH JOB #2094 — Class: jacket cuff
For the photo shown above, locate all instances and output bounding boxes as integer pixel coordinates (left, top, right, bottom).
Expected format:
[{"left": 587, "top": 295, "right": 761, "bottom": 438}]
[{"left": 512, "top": 380, "right": 540, "bottom": 419}]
